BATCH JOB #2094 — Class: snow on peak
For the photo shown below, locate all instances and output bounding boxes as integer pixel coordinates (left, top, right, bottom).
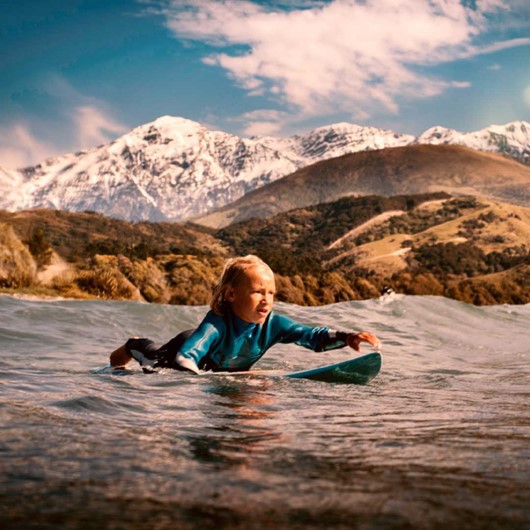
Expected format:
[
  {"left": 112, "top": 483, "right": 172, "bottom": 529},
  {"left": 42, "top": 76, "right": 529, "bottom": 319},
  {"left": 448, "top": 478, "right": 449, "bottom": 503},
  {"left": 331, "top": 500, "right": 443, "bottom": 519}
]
[
  {"left": 1, "top": 117, "right": 528, "bottom": 222},
  {"left": 418, "top": 121, "right": 530, "bottom": 163},
  {"left": 0, "top": 166, "right": 29, "bottom": 210},
  {"left": 292, "top": 121, "right": 414, "bottom": 160},
  {"left": 487, "top": 121, "right": 529, "bottom": 144},
  {"left": 417, "top": 126, "right": 461, "bottom": 143}
]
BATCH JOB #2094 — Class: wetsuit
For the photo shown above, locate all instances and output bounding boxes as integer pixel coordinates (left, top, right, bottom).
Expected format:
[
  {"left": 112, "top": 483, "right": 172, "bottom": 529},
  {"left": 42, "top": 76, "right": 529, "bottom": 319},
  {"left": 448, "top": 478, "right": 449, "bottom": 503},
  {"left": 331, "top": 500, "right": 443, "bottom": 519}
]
[{"left": 126, "top": 308, "right": 350, "bottom": 373}]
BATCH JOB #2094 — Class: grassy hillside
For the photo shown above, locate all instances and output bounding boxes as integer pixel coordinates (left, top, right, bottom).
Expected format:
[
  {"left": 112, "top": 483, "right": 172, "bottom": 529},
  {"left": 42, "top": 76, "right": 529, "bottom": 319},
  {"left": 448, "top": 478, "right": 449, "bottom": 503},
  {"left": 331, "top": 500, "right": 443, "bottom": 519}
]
[
  {"left": 217, "top": 193, "right": 450, "bottom": 275},
  {"left": 0, "top": 209, "right": 228, "bottom": 304},
  {"left": 0, "top": 192, "right": 529, "bottom": 305},
  {"left": 196, "top": 144, "right": 530, "bottom": 228},
  {"left": 0, "top": 209, "right": 226, "bottom": 262}
]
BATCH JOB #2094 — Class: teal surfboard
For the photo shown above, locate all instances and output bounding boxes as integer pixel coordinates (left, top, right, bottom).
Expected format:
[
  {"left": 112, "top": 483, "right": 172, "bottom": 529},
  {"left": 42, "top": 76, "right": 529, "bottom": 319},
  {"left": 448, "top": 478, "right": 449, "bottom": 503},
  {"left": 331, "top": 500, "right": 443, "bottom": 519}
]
[
  {"left": 95, "top": 352, "right": 382, "bottom": 384},
  {"left": 224, "top": 352, "right": 382, "bottom": 384},
  {"left": 283, "top": 352, "right": 381, "bottom": 384}
]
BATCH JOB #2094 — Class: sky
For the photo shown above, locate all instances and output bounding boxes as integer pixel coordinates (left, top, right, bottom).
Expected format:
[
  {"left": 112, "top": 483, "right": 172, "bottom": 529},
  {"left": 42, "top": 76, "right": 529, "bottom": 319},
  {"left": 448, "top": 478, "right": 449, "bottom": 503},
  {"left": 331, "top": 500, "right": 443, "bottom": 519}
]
[{"left": 1, "top": 0, "right": 529, "bottom": 169}]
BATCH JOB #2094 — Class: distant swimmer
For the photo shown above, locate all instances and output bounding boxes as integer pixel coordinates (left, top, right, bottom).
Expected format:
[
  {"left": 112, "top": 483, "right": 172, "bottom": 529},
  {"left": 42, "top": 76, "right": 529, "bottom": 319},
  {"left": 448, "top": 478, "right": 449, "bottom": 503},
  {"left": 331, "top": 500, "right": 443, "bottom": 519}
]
[{"left": 380, "top": 285, "right": 395, "bottom": 296}]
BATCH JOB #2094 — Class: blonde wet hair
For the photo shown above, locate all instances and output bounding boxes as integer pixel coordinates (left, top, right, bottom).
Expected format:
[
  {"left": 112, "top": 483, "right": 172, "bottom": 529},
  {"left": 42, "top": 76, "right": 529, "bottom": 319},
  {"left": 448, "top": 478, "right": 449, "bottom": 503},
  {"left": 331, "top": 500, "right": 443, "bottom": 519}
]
[{"left": 210, "top": 255, "right": 273, "bottom": 315}]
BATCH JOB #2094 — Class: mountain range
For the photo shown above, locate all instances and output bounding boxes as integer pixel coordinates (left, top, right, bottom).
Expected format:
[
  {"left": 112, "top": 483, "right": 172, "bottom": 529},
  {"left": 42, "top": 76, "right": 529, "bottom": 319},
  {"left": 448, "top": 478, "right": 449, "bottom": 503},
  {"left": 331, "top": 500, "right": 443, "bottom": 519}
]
[{"left": 0, "top": 117, "right": 528, "bottom": 223}]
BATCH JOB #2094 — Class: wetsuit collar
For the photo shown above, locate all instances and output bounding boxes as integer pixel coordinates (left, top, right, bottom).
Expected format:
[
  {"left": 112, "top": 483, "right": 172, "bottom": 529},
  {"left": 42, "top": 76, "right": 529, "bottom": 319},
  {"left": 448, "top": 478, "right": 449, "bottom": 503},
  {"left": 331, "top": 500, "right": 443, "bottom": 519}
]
[
  {"left": 227, "top": 306, "right": 274, "bottom": 336},
  {"left": 232, "top": 312, "right": 258, "bottom": 335}
]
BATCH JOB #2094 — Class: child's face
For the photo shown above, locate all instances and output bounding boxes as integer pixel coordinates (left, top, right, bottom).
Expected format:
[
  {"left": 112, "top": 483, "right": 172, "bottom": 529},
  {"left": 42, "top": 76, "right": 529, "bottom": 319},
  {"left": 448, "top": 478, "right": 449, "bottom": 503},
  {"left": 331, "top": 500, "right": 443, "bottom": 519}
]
[{"left": 226, "top": 265, "right": 276, "bottom": 324}]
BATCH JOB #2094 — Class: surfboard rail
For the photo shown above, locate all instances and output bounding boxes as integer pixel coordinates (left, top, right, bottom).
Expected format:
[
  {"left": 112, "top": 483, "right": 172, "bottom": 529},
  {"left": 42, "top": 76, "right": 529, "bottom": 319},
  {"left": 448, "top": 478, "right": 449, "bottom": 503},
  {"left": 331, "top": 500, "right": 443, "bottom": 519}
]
[
  {"left": 214, "top": 352, "right": 382, "bottom": 384},
  {"left": 284, "top": 352, "right": 381, "bottom": 384},
  {"left": 94, "top": 352, "right": 382, "bottom": 384}
]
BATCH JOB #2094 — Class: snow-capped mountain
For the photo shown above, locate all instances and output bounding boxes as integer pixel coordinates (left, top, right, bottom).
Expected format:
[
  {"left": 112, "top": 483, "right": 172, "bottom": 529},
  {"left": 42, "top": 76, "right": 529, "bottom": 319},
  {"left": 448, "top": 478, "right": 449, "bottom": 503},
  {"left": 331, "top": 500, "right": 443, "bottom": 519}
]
[
  {"left": 19, "top": 117, "right": 305, "bottom": 222},
  {"left": 417, "top": 121, "right": 529, "bottom": 164},
  {"left": 0, "top": 117, "right": 413, "bottom": 221},
  {"left": 261, "top": 122, "right": 415, "bottom": 162},
  {"left": 0, "top": 117, "right": 528, "bottom": 222},
  {"left": 0, "top": 166, "right": 26, "bottom": 211}
]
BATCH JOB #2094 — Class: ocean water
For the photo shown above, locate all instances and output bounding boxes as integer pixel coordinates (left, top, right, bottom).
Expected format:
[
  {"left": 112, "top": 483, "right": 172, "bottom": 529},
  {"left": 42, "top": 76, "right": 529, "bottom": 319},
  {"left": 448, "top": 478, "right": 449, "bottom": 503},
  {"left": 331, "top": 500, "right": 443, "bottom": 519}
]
[{"left": 1, "top": 293, "right": 529, "bottom": 530}]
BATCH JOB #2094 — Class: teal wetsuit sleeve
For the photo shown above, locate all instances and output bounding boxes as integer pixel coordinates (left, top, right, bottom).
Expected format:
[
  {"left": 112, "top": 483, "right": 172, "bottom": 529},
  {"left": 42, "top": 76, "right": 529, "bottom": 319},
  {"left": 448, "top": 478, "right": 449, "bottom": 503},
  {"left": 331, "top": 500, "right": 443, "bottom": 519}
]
[
  {"left": 177, "top": 312, "right": 224, "bottom": 366},
  {"left": 269, "top": 313, "right": 348, "bottom": 352}
]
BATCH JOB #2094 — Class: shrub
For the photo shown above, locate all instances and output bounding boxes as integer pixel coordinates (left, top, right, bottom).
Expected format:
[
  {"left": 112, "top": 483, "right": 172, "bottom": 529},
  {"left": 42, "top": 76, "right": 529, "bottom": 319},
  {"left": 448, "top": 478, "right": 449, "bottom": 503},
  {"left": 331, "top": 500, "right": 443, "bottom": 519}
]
[
  {"left": 75, "top": 255, "right": 141, "bottom": 300},
  {"left": 413, "top": 241, "right": 489, "bottom": 276},
  {"left": 0, "top": 223, "right": 37, "bottom": 288}
]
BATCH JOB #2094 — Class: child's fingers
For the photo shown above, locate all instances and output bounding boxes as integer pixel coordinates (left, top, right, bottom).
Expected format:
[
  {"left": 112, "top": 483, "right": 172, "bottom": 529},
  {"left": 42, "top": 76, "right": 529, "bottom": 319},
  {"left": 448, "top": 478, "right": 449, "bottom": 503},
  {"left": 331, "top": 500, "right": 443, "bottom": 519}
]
[{"left": 347, "top": 332, "right": 381, "bottom": 351}]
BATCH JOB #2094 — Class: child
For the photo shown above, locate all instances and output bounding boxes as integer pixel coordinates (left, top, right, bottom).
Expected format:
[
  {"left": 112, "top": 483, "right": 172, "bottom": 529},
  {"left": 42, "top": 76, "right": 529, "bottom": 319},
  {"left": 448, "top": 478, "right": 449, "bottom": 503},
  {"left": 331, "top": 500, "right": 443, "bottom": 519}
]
[{"left": 110, "top": 255, "right": 381, "bottom": 374}]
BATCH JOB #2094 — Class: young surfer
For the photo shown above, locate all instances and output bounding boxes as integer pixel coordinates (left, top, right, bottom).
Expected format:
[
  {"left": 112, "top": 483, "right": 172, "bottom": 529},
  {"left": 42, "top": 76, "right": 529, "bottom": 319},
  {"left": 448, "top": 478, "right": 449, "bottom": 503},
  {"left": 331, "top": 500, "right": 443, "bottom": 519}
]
[{"left": 110, "top": 255, "right": 381, "bottom": 374}]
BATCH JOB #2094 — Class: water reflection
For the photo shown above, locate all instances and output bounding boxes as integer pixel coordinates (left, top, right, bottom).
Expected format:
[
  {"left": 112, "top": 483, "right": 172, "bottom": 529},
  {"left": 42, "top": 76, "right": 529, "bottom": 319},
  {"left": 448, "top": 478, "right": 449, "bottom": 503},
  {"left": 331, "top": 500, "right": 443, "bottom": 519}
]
[{"left": 187, "top": 378, "right": 282, "bottom": 468}]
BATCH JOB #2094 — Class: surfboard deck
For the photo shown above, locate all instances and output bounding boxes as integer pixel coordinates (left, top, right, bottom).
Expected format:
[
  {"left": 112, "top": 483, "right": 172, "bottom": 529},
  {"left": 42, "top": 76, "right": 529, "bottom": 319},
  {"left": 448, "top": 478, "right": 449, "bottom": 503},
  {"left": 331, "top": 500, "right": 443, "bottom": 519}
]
[
  {"left": 219, "top": 352, "right": 382, "bottom": 384},
  {"left": 285, "top": 352, "right": 381, "bottom": 384},
  {"left": 95, "top": 352, "right": 382, "bottom": 384}
]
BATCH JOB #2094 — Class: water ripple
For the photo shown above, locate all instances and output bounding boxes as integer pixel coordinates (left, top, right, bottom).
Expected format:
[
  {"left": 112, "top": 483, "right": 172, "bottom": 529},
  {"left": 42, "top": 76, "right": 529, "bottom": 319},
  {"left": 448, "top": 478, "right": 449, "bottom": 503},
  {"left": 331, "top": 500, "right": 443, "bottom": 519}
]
[{"left": 1, "top": 295, "right": 529, "bottom": 529}]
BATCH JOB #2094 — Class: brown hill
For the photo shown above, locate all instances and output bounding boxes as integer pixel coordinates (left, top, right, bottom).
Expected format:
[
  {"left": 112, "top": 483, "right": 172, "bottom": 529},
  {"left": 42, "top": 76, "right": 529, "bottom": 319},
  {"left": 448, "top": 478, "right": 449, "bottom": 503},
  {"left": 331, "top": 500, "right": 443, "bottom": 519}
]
[
  {"left": 1, "top": 194, "right": 528, "bottom": 305},
  {"left": 0, "top": 208, "right": 228, "bottom": 304},
  {"left": 196, "top": 144, "right": 530, "bottom": 228},
  {"left": 0, "top": 208, "right": 227, "bottom": 263}
]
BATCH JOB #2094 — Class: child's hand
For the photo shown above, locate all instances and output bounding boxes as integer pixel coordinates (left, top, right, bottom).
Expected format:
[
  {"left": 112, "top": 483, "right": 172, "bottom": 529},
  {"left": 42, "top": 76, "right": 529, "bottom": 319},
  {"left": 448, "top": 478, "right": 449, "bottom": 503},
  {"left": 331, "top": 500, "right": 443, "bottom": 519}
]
[
  {"left": 175, "top": 354, "right": 201, "bottom": 374},
  {"left": 347, "top": 331, "right": 381, "bottom": 352}
]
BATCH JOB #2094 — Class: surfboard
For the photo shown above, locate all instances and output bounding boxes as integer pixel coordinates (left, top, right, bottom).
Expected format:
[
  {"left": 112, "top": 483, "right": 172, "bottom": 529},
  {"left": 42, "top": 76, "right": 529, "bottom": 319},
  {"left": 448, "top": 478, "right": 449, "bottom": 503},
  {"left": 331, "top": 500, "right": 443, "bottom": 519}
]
[
  {"left": 220, "top": 352, "right": 382, "bottom": 384},
  {"left": 95, "top": 352, "right": 382, "bottom": 384},
  {"left": 284, "top": 352, "right": 381, "bottom": 384}
]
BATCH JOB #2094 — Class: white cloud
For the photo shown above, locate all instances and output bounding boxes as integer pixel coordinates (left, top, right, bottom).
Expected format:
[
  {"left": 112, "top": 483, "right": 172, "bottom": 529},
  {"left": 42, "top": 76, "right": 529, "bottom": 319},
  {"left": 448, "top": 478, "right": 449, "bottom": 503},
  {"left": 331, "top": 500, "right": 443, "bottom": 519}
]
[
  {"left": 0, "top": 74, "right": 129, "bottom": 170},
  {"left": 159, "top": 0, "right": 524, "bottom": 131},
  {"left": 0, "top": 105, "right": 127, "bottom": 170},
  {"left": 457, "top": 37, "right": 530, "bottom": 59},
  {"left": 237, "top": 109, "right": 292, "bottom": 136},
  {"left": 74, "top": 106, "right": 127, "bottom": 149},
  {"left": 0, "top": 123, "right": 60, "bottom": 170}
]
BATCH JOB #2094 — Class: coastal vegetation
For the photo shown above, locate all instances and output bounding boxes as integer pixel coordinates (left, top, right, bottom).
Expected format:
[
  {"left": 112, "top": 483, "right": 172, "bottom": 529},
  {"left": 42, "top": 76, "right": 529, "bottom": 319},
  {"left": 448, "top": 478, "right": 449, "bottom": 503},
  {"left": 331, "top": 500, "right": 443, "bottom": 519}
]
[{"left": 0, "top": 192, "right": 529, "bottom": 305}]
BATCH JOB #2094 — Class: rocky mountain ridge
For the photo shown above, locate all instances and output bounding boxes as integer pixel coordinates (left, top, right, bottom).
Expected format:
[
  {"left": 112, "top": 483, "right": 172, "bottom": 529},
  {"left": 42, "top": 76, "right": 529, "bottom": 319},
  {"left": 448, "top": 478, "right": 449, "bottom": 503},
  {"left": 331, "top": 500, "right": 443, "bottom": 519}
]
[
  {"left": 416, "top": 121, "right": 529, "bottom": 164},
  {"left": 0, "top": 117, "right": 528, "bottom": 222}
]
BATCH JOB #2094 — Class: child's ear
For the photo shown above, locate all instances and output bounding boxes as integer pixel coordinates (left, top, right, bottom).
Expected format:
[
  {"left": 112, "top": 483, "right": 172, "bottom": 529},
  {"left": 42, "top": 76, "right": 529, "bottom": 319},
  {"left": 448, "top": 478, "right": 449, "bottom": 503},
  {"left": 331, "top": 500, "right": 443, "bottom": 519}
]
[{"left": 225, "top": 286, "right": 235, "bottom": 302}]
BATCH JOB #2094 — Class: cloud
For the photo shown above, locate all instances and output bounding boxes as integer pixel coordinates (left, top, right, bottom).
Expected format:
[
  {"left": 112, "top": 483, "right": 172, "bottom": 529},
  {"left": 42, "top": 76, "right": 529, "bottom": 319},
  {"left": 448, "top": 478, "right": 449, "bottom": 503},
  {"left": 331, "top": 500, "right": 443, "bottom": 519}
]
[
  {"left": 0, "top": 74, "right": 129, "bottom": 169},
  {"left": 157, "top": 0, "right": 525, "bottom": 130},
  {"left": 458, "top": 37, "right": 530, "bottom": 59},
  {"left": 0, "top": 123, "right": 59, "bottom": 170},
  {"left": 0, "top": 105, "right": 127, "bottom": 170},
  {"left": 237, "top": 109, "right": 292, "bottom": 136},
  {"left": 74, "top": 106, "right": 127, "bottom": 149}
]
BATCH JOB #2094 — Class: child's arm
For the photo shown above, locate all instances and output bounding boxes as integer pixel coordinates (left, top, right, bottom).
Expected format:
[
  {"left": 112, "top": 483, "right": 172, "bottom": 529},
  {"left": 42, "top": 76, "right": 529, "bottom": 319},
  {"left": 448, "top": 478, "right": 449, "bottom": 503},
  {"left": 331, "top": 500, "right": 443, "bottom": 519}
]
[
  {"left": 173, "top": 312, "right": 224, "bottom": 374},
  {"left": 271, "top": 314, "right": 381, "bottom": 353},
  {"left": 314, "top": 330, "right": 380, "bottom": 352}
]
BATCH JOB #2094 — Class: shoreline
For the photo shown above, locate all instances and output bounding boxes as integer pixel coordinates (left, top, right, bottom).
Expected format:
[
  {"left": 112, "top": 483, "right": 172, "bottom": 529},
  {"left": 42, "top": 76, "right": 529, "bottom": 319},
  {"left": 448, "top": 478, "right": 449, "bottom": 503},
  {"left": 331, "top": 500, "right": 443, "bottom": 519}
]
[{"left": 1, "top": 287, "right": 528, "bottom": 308}]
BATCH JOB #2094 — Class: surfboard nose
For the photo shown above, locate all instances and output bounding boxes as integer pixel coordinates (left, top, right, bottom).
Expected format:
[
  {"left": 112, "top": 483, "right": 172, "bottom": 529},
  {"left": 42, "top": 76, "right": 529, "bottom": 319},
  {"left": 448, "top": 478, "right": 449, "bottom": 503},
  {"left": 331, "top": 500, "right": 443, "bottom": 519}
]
[{"left": 286, "top": 352, "right": 382, "bottom": 384}]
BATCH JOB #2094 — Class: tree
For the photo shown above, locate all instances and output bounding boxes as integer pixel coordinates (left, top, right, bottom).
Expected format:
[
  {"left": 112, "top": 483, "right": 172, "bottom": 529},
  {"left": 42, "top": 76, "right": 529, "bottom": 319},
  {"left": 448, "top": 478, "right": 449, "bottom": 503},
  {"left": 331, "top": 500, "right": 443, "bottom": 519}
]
[{"left": 26, "top": 227, "right": 53, "bottom": 269}]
